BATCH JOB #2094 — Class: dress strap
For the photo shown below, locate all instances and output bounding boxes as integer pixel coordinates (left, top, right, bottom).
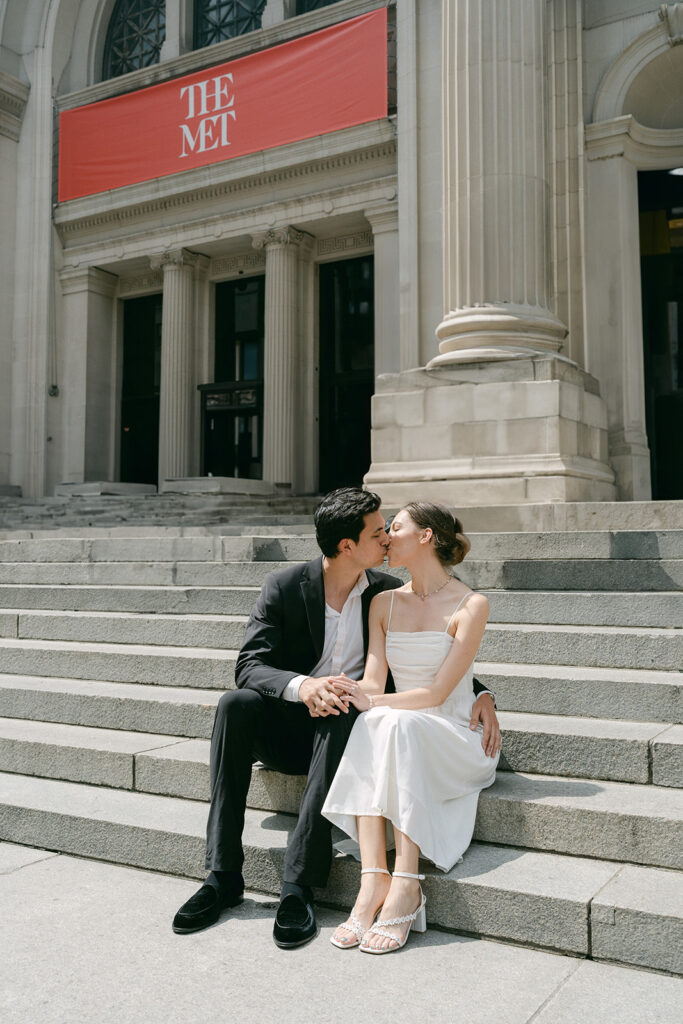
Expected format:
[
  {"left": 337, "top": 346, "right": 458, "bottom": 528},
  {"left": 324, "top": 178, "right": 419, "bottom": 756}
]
[
  {"left": 445, "top": 591, "right": 474, "bottom": 634},
  {"left": 388, "top": 589, "right": 396, "bottom": 630}
]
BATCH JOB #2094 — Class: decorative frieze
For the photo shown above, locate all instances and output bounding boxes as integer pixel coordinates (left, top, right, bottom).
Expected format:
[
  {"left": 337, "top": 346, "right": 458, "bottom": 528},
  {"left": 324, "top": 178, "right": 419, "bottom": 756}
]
[
  {"left": 55, "top": 134, "right": 397, "bottom": 237},
  {"left": 317, "top": 229, "right": 373, "bottom": 257},
  {"left": 210, "top": 252, "right": 265, "bottom": 278},
  {"left": 0, "top": 70, "right": 30, "bottom": 143},
  {"left": 119, "top": 271, "right": 163, "bottom": 295}
]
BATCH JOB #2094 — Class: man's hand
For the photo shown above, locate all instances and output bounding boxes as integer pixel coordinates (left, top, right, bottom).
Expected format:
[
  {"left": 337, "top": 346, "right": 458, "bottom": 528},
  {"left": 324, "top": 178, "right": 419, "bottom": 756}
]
[
  {"left": 299, "top": 676, "right": 356, "bottom": 717},
  {"left": 469, "top": 693, "right": 501, "bottom": 758}
]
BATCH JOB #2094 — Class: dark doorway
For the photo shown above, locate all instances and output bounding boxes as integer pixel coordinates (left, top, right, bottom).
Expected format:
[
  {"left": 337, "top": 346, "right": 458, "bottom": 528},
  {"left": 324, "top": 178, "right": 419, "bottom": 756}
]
[
  {"left": 119, "top": 293, "right": 162, "bottom": 485},
  {"left": 201, "top": 275, "right": 265, "bottom": 479},
  {"left": 638, "top": 170, "right": 683, "bottom": 499},
  {"left": 318, "top": 256, "right": 374, "bottom": 492}
]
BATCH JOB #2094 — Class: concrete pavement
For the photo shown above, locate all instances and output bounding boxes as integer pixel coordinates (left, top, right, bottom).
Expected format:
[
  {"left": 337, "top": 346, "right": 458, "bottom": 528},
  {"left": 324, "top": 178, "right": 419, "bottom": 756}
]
[{"left": 1, "top": 842, "right": 681, "bottom": 1024}]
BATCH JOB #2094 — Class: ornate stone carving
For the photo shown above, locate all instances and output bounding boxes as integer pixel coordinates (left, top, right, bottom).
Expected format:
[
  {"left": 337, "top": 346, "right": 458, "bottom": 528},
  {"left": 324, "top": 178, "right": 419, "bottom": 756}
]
[
  {"left": 660, "top": 4, "right": 683, "bottom": 45},
  {"left": 119, "top": 271, "right": 163, "bottom": 295},
  {"left": 149, "top": 248, "right": 201, "bottom": 271},
  {"left": 211, "top": 252, "right": 266, "bottom": 277},
  {"left": 317, "top": 230, "right": 373, "bottom": 256},
  {"left": 252, "top": 227, "right": 306, "bottom": 250},
  {"left": 0, "top": 71, "right": 30, "bottom": 143},
  {"left": 55, "top": 139, "right": 397, "bottom": 235}
]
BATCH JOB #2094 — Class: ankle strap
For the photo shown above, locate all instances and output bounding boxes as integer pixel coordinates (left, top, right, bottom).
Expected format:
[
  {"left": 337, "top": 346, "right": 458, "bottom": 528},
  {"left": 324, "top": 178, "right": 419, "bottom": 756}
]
[
  {"left": 361, "top": 867, "right": 391, "bottom": 875},
  {"left": 392, "top": 871, "right": 425, "bottom": 880}
]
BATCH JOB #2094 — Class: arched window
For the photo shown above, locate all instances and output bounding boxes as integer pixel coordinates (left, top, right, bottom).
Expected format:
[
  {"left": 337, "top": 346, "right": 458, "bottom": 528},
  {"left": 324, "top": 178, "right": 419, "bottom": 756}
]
[
  {"left": 195, "top": 0, "right": 267, "bottom": 49},
  {"left": 295, "top": 0, "right": 341, "bottom": 13},
  {"left": 103, "top": 0, "right": 166, "bottom": 80}
]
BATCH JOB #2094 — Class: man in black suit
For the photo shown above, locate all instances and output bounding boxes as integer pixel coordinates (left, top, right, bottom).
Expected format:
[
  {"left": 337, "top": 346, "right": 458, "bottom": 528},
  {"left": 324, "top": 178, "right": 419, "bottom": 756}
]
[{"left": 172, "top": 488, "right": 500, "bottom": 947}]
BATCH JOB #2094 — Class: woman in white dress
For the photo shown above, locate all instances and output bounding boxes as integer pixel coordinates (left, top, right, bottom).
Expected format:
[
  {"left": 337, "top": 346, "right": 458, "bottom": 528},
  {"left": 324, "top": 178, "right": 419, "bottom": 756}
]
[{"left": 322, "top": 502, "right": 500, "bottom": 953}]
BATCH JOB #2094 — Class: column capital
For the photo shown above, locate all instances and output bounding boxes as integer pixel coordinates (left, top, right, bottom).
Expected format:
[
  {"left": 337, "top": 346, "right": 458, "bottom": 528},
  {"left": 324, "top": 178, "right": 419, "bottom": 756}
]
[
  {"left": 149, "top": 248, "right": 202, "bottom": 271},
  {"left": 59, "top": 266, "right": 119, "bottom": 297},
  {"left": 251, "top": 227, "right": 308, "bottom": 251},
  {"left": 364, "top": 201, "right": 399, "bottom": 235}
]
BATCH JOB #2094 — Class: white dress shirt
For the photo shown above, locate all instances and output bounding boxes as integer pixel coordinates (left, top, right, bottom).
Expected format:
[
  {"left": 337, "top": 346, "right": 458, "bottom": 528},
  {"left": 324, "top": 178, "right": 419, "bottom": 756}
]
[{"left": 283, "top": 571, "right": 369, "bottom": 701}]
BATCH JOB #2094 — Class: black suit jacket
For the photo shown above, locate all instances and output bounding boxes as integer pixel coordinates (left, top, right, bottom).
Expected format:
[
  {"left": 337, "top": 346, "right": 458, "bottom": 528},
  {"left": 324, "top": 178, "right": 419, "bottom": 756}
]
[
  {"left": 234, "top": 557, "right": 489, "bottom": 702},
  {"left": 235, "top": 558, "right": 401, "bottom": 699}
]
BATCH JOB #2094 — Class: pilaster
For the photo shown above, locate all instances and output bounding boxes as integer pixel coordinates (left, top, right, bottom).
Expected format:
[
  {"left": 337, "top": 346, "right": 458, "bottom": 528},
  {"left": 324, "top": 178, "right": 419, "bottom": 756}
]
[
  {"left": 365, "top": 201, "right": 400, "bottom": 377},
  {"left": 58, "top": 267, "right": 119, "bottom": 485}
]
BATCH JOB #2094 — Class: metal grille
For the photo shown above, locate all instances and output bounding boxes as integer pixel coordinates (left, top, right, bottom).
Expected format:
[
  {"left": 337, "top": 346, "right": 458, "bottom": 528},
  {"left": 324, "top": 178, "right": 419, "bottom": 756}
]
[
  {"left": 103, "top": 0, "right": 166, "bottom": 80},
  {"left": 195, "top": 0, "right": 267, "bottom": 48},
  {"left": 295, "top": 0, "right": 341, "bottom": 13}
]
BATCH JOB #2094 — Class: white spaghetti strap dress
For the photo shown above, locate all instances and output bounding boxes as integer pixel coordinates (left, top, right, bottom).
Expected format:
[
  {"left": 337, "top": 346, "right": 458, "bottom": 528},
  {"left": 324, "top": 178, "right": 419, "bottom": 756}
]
[{"left": 322, "top": 591, "right": 499, "bottom": 871}]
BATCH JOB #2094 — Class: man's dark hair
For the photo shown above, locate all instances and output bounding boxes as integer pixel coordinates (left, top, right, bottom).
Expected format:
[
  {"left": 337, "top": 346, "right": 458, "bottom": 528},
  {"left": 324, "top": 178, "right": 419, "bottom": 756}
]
[{"left": 314, "top": 488, "right": 382, "bottom": 557}]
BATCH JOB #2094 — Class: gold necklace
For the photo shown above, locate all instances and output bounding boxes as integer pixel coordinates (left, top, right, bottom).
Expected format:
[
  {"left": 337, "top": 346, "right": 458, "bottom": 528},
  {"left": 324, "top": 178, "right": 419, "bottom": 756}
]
[{"left": 411, "top": 576, "right": 453, "bottom": 601}]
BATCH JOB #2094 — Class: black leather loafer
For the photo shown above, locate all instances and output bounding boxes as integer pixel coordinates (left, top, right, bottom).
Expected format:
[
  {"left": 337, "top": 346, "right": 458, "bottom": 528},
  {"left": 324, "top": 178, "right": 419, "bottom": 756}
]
[
  {"left": 272, "top": 892, "right": 317, "bottom": 948},
  {"left": 172, "top": 882, "right": 243, "bottom": 934}
]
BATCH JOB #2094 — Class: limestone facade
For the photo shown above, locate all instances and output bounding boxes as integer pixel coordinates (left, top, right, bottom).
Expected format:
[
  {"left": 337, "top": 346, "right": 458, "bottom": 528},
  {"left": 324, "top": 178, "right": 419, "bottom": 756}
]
[{"left": 0, "top": 1, "right": 680, "bottom": 502}]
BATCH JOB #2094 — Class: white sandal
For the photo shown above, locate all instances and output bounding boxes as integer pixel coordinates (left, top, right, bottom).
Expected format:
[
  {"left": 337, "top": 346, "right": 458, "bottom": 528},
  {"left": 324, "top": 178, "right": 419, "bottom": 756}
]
[
  {"left": 359, "top": 871, "right": 427, "bottom": 954},
  {"left": 330, "top": 868, "right": 391, "bottom": 949}
]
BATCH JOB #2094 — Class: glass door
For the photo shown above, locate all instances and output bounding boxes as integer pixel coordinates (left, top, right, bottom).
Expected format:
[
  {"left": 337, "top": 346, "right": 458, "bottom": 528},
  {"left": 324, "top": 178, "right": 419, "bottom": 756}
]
[{"left": 318, "top": 256, "right": 374, "bottom": 492}]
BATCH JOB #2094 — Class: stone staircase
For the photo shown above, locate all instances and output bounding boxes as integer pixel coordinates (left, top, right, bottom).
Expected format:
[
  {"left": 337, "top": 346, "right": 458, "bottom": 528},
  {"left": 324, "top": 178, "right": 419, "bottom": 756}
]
[{"left": 0, "top": 505, "right": 681, "bottom": 976}]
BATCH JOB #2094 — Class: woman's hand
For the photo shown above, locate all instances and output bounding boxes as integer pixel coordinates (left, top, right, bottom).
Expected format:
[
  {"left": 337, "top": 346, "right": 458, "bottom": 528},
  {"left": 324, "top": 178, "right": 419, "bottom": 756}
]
[{"left": 329, "top": 674, "right": 373, "bottom": 712}]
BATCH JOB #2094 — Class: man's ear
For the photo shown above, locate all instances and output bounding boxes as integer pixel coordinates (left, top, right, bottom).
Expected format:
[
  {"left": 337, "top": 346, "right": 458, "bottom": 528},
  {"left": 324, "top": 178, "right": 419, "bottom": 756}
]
[{"left": 339, "top": 538, "right": 353, "bottom": 555}]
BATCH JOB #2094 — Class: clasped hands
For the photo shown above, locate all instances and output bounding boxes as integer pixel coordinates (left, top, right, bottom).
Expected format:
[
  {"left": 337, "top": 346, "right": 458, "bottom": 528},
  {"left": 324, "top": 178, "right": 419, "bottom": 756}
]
[
  {"left": 299, "top": 675, "right": 500, "bottom": 757},
  {"left": 299, "top": 673, "right": 368, "bottom": 717}
]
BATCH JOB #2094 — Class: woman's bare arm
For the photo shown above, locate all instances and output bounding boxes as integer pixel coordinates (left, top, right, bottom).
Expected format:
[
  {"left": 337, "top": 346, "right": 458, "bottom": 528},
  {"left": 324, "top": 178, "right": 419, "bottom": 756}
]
[{"left": 346, "top": 592, "right": 490, "bottom": 712}]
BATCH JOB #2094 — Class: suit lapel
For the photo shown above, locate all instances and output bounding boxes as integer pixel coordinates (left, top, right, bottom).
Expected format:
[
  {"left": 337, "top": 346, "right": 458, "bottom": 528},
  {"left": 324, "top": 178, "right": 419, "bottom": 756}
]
[
  {"left": 300, "top": 557, "right": 326, "bottom": 663},
  {"left": 361, "top": 574, "right": 381, "bottom": 657}
]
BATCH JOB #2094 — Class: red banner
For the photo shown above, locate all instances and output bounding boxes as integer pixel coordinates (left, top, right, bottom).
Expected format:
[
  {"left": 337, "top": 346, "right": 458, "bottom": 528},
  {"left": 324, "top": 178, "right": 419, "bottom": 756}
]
[{"left": 58, "top": 9, "right": 388, "bottom": 202}]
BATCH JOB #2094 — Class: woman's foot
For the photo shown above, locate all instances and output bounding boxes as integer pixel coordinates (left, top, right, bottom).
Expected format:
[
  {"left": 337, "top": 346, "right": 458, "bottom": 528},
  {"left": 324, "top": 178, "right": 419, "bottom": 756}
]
[
  {"left": 361, "top": 875, "right": 422, "bottom": 951},
  {"left": 331, "top": 870, "right": 392, "bottom": 948}
]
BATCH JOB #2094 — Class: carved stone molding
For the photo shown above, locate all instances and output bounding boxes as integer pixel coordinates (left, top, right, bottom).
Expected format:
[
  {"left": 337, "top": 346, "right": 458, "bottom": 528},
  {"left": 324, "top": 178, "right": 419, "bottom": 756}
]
[
  {"left": 0, "top": 70, "right": 30, "bottom": 143},
  {"left": 210, "top": 252, "right": 266, "bottom": 278},
  {"left": 119, "top": 270, "right": 163, "bottom": 295},
  {"left": 317, "top": 229, "right": 373, "bottom": 257},
  {"left": 59, "top": 266, "right": 118, "bottom": 297},
  {"left": 660, "top": 3, "right": 683, "bottom": 45},
  {"left": 55, "top": 137, "right": 397, "bottom": 237},
  {"left": 252, "top": 227, "right": 307, "bottom": 250},
  {"left": 149, "top": 248, "right": 202, "bottom": 271}
]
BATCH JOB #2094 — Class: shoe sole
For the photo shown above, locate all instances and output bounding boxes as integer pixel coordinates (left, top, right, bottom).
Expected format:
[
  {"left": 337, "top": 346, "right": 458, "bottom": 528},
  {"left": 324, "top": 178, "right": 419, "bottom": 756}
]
[{"left": 272, "top": 927, "right": 319, "bottom": 949}]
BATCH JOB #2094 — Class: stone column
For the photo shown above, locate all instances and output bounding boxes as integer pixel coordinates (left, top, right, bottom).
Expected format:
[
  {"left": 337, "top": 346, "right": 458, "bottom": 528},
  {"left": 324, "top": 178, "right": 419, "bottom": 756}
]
[
  {"left": 152, "top": 249, "right": 197, "bottom": 483},
  {"left": 434, "top": 0, "right": 567, "bottom": 363},
  {"left": 365, "top": 202, "right": 400, "bottom": 377},
  {"left": 253, "top": 227, "right": 304, "bottom": 490}
]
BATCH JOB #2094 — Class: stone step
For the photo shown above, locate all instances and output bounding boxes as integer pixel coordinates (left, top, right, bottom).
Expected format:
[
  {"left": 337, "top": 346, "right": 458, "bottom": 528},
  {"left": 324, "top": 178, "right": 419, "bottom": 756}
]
[
  {"left": 476, "top": 662, "right": 682, "bottom": 725},
  {"left": 247, "top": 767, "right": 683, "bottom": 870},
  {"left": 1, "top": 711, "right": 676, "bottom": 797},
  {"left": 0, "top": 675, "right": 220, "bottom": 737},
  {"left": 2, "top": 717, "right": 680, "bottom": 867},
  {"left": 1, "top": 770, "right": 676, "bottom": 965},
  {"left": 1, "top": 557, "right": 681, "bottom": 591},
  {"left": 0, "top": 584, "right": 679, "bottom": 629},
  {"left": 1, "top": 611, "right": 680, "bottom": 671},
  {"left": 0, "top": 637, "right": 236, "bottom": 688},
  {"left": 0, "top": 530, "right": 682, "bottom": 564}
]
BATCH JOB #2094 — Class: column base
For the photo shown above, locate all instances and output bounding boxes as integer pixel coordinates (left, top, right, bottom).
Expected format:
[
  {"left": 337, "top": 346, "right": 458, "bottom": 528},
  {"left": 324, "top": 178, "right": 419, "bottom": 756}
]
[
  {"left": 160, "top": 476, "right": 279, "bottom": 496},
  {"left": 365, "top": 355, "right": 617, "bottom": 507},
  {"left": 434, "top": 304, "right": 567, "bottom": 361},
  {"left": 53, "top": 482, "right": 157, "bottom": 497}
]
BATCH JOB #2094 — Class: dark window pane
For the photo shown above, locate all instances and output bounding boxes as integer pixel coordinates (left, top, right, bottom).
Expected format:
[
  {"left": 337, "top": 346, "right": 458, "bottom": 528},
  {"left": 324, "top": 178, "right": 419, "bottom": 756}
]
[
  {"left": 103, "top": 0, "right": 166, "bottom": 80},
  {"left": 195, "top": 0, "right": 267, "bottom": 48},
  {"left": 296, "top": 0, "right": 341, "bottom": 13}
]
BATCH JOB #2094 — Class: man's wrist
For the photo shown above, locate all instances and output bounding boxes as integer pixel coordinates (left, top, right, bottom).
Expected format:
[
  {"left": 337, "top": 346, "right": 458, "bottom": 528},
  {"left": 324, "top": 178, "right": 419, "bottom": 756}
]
[{"left": 284, "top": 676, "right": 307, "bottom": 702}]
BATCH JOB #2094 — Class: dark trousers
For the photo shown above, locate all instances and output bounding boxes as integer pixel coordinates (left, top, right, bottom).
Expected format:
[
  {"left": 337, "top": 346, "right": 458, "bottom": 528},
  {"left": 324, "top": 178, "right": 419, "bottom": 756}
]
[{"left": 205, "top": 689, "right": 359, "bottom": 888}]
